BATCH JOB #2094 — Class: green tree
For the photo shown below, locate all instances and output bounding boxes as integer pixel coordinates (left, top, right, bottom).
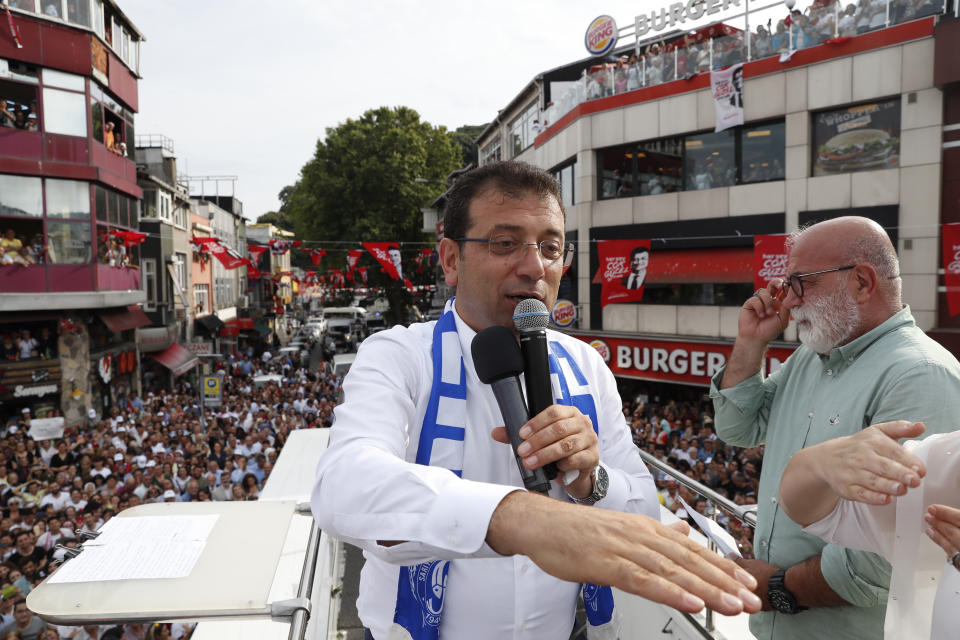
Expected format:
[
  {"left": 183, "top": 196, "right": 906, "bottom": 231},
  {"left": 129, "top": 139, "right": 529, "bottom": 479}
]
[
  {"left": 286, "top": 106, "right": 460, "bottom": 323},
  {"left": 451, "top": 123, "right": 487, "bottom": 166}
]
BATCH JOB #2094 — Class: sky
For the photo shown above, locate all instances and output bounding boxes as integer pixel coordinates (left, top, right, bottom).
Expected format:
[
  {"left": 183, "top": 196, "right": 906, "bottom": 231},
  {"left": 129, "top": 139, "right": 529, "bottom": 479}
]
[{"left": 118, "top": 0, "right": 665, "bottom": 221}]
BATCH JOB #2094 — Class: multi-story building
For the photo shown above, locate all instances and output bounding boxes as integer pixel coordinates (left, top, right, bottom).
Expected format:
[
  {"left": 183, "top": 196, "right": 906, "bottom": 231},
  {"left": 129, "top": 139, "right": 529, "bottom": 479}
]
[
  {"left": 0, "top": 0, "right": 147, "bottom": 425},
  {"left": 478, "top": 1, "right": 959, "bottom": 395},
  {"left": 192, "top": 195, "right": 247, "bottom": 353},
  {"left": 189, "top": 211, "right": 219, "bottom": 353},
  {"left": 246, "top": 223, "right": 294, "bottom": 336}
]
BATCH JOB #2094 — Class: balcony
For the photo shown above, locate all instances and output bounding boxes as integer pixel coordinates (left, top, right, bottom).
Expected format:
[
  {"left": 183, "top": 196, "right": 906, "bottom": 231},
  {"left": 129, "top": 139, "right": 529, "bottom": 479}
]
[{"left": 0, "top": 264, "right": 144, "bottom": 311}]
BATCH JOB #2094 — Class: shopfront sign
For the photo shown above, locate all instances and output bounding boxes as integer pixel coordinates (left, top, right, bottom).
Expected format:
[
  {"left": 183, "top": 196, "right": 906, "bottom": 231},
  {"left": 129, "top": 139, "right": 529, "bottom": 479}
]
[
  {"left": 13, "top": 384, "right": 58, "bottom": 398},
  {"left": 551, "top": 300, "right": 577, "bottom": 328},
  {"left": 573, "top": 334, "right": 795, "bottom": 386},
  {"left": 635, "top": 0, "right": 741, "bottom": 37},
  {"left": 585, "top": 15, "right": 618, "bottom": 56},
  {"left": 186, "top": 342, "right": 214, "bottom": 356}
]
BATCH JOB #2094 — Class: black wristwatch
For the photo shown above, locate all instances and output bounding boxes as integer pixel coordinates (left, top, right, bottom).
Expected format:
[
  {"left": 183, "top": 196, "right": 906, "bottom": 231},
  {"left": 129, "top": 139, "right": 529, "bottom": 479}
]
[
  {"left": 767, "top": 569, "right": 804, "bottom": 614},
  {"left": 567, "top": 464, "right": 609, "bottom": 506}
]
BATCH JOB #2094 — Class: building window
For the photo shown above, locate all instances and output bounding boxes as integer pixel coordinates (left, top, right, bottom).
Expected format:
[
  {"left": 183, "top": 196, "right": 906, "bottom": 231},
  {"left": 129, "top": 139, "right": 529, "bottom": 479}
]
[
  {"left": 194, "top": 284, "right": 210, "bottom": 314},
  {"left": 173, "top": 203, "right": 186, "bottom": 229},
  {"left": 42, "top": 87, "right": 86, "bottom": 137},
  {"left": 479, "top": 138, "right": 502, "bottom": 166},
  {"left": 0, "top": 175, "right": 43, "bottom": 218},
  {"left": 509, "top": 102, "right": 539, "bottom": 156},
  {"left": 45, "top": 179, "right": 90, "bottom": 219},
  {"left": 597, "top": 119, "right": 785, "bottom": 199},
  {"left": 174, "top": 252, "right": 187, "bottom": 291},
  {"left": 142, "top": 258, "right": 157, "bottom": 310},
  {"left": 47, "top": 221, "right": 90, "bottom": 264},
  {"left": 159, "top": 192, "right": 172, "bottom": 224},
  {"left": 0, "top": 72, "right": 39, "bottom": 131},
  {"left": 551, "top": 161, "right": 576, "bottom": 209}
]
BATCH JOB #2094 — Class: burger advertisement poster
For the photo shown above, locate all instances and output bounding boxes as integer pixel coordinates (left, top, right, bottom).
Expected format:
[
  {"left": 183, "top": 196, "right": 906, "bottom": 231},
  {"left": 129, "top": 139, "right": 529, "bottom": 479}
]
[{"left": 813, "top": 99, "right": 900, "bottom": 176}]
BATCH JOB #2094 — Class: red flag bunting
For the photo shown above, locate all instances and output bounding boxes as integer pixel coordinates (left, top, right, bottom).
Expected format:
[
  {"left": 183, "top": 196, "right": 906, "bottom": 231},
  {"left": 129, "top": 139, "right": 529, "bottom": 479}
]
[
  {"left": 357, "top": 266, "right": 368, "bottom": 286},
  {"left": 753, "top": 234, "right": 789, "bottom": 292},
  {"left": 943, "top": 224, "right": 960, "bottom": 316},
  {"left": 199, "top": 238, "right": 251, "bottom": 270},
  {"left": 363, "top": 242, "right": 402, "bottom": 280},
  {"left": 593, "top": 239, "right": 650, "bottom": 308},
  {"left": 306, "top": 248, "right": 326, "bottom": 266},
  {"left": 248, "top": 244, "right": 269, "bottom": 263},
  {"left": 109, "top": 230, "right": 147, "bottom": 247},
  {"left": 346, "top": 249, "right": 364, "bottom": 280}
]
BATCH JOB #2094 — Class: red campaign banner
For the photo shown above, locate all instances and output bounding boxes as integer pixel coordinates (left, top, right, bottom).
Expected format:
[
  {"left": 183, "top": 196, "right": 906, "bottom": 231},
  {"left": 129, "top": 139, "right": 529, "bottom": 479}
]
[
  {"left": 204, "top": 239, "right": 250, "bottom": 270},
  {"left": 109, "top": 230, "right": 147, "bottom": 247},
  {"left": 269, "top": 239, "right": 295, "bottom": 255},
  {"left": 305, "top": 248, "right": 326, "bottom": 266},
  {"left": 943, "top": 224, "right": 960, "bottom": 316},
  {"left": 346, "top": 250, "right": 364, "bottom": 280},
  {"left": 363, "top": 242, "right": 402, "bottom": 280},
  {"left": 248, "top": 244, "right": 269, "bottom": 263},
  {"left": 357, "top": 266, "right": 368, "bottom": 286},
  {"left": 573, "top": 334, "right": 796, "bottom": 387},
  {"left": 247, "top": 265, "right": 264, "bottom": 280},
  {"left": 593, "top": 239, "right": 650, "bottom": 308},
  {"left": 754, "top": 234, "right": 789, "bottom": 292}
]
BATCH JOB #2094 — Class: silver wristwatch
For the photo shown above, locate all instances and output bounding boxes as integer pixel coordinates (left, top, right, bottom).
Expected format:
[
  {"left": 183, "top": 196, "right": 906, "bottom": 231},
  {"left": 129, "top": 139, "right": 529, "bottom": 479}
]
[{"left": 567, "top": 464, "right": 609, "bottom": 506}]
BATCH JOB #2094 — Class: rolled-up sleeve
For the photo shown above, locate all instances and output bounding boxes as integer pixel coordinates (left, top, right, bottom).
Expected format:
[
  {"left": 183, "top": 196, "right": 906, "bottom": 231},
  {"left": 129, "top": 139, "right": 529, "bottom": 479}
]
[{"left": 709, "top": 368, "right": 778, "bottom": 448}]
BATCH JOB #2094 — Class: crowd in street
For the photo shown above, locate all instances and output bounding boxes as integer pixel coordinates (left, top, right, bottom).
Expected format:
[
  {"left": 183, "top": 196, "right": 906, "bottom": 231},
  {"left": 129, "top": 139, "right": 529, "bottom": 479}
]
[
  {"left": 0, "top": 341, "right": 342, "bottom": 639},
  {"left": 624, "top": 393, "right": 761, "bottom": 558}
]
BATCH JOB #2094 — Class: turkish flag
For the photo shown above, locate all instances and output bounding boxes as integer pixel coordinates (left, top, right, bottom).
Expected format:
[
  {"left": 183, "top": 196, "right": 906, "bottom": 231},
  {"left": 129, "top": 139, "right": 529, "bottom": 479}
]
[
  {"left": 363, "top": 242, "right": 402, "bottom": 280},
  {"left": 593, "top": 239, "right": 649, "bottom": 308},
  {"left": 943, "top": 224, "right": 960, "bottom": 316},
  {"left": 754, "top": 234, "right": 789, "bottom": 292},
  {"left": 248, "top": 244, "right": 269, "bottom": 264}
]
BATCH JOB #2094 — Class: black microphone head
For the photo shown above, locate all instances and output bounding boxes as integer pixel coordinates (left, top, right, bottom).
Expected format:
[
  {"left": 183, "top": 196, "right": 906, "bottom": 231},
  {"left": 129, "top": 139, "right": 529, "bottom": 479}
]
[
  {"left": 472, "top": 325, "right": 524, "bottom": 384},
  {"left": 512, "top": 298, "right": 550, "bottom": 333}
]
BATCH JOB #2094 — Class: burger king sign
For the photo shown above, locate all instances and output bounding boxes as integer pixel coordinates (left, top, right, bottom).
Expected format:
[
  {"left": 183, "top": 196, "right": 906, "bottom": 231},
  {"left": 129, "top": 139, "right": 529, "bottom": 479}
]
[
  {"left": 551, "top": 299, "right": 576, "bottom": 328},
  {"left": 585, "top": 15, "right": 618, "bottom": 57}
]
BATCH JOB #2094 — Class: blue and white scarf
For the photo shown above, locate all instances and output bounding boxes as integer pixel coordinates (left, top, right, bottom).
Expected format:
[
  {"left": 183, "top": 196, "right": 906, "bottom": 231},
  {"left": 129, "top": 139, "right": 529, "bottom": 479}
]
[{"left": 389, "top": 299, "right": 619, "bottom": 639}]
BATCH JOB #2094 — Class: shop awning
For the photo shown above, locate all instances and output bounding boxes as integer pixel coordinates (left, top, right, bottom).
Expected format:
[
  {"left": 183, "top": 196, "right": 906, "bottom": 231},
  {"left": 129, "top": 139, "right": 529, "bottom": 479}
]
[
  {"left": 195, "top": 314, "right": 225, "bottom": 334},
  {"left": 646, "top": 247, "right": 753, "bottom": 284},
  {"left": 150, "top": 343, "right": 200, "bottom": 377},
  {"left": 100, "top": 305, "right": 152, "bottom": 333}
]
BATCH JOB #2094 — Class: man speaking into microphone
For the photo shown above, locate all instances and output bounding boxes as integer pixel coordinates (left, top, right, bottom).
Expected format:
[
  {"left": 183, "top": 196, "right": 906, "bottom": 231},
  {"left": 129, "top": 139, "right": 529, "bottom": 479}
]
[{"left": 311, "top": 161, "right": 761, "bottom": 640}]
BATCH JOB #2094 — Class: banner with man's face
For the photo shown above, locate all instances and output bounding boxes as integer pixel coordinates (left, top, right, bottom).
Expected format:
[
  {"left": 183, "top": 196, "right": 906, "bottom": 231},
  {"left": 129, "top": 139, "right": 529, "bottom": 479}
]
[
  {"left": 362, "top": 242, "right": 402, "bottom": 281},
  {"left": 712, "top": 63, "right": 744, "bottom": 133},
  {"left": 593, "top": 239, "right": 650, "bottom": 308},
  {"left": 754, "top": 234, "right": 788, "bottom": 292},
  {"left": 942, "top": 224, "right": 960, "bottom": 316}
]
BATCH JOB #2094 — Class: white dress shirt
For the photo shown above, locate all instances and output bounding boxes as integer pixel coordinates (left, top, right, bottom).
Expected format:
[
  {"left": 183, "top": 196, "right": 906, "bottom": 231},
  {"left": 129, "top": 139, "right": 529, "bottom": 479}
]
[
  {"left": 311, "top": 305, "right": 659, "bottom": 639},
  {"left": 804, "top": 431, "right": 960, "bottom": 640}
]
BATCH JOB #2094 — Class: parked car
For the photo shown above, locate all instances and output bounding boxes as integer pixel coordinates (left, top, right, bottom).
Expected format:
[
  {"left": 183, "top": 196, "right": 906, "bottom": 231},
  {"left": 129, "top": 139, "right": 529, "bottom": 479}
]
[{"left": 327, "top": 318, "right": 362, "bottom": 353}]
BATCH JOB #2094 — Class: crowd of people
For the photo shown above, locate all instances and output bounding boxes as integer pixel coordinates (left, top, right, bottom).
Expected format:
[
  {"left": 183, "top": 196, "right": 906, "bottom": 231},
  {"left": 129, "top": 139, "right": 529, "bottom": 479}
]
[
  {"left": 0, "top": 340, "right": 344, "bottom": 639},
  {"left": 0, "top": 230, "right": 44, "bottom": 268},
  {"left": 0, "top": 100, "right": 37, "bottom": 132},
  {"left": 622, "top": 392, "right": 761, "bottom": 558}
]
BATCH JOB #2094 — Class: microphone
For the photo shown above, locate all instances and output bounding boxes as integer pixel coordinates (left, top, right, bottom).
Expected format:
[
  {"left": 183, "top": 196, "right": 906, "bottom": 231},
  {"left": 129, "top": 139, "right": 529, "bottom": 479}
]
[
  {"left": 512, "top": 299, "right": 559, "bottom": 482},
  {"left": 472, "top": 325, "right": 551, "bottom": 494}
]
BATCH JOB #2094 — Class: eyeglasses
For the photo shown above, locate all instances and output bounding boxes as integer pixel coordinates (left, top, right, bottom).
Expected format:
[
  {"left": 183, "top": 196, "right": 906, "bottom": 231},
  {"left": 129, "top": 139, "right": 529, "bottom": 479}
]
[
  {"left": 781, "top": 265, "right": 855, "bottom": 299},
  {"left": 457, "top": 235, "right": 576, "bottom": 268}
]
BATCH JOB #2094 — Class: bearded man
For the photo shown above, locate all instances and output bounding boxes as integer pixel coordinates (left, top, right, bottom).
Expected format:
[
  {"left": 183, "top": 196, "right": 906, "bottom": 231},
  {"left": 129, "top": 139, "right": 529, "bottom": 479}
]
[{"left": 710, "top": 216, "right": 960, "bottom": 640}]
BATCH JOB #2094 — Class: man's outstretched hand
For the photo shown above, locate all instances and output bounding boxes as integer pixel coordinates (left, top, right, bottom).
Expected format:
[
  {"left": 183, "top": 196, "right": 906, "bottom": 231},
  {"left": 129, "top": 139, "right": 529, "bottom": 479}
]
[{"left": 486, "top": 491, "right": 762, "bottom": 616}]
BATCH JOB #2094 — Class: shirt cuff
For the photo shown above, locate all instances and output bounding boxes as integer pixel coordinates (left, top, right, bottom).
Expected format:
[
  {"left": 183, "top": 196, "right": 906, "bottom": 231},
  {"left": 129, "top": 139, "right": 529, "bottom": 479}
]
[
  {"left": 820, "top": 543, "right": 891, "bottom": 608},
  {"left": 418, "top": 478, "right": 519, "bottom": 556}
]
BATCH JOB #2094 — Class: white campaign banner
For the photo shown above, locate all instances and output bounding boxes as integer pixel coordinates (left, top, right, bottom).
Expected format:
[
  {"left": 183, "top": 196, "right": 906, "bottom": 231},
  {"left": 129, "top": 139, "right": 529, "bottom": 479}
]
[
  {"left": 711, "top": 62, "right": 744, "bottom": 133},
  {"left": 28, "top": 417, "right": 65, "bottom": 441}
]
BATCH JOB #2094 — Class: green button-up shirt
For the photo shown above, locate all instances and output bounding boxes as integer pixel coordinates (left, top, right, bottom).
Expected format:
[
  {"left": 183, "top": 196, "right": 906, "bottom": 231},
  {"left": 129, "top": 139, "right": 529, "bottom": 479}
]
[{"left": 710, "top": 307, "right": 960, "bottom": 640}]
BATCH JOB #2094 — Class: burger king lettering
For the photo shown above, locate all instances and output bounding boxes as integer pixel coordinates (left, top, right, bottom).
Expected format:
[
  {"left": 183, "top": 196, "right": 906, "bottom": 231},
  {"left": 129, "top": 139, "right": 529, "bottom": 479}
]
[
  {"left": 575, "top": 334, "right": 794, "bottom": 386},
  {"left": 635, "top": 0, "right": 740, "bottom": 36},
  {"left": 551, "top": 299, "right": 576, "bottom": 328},
  {"left": 584, "top": 16, "right": 618, "bottom": 56}
]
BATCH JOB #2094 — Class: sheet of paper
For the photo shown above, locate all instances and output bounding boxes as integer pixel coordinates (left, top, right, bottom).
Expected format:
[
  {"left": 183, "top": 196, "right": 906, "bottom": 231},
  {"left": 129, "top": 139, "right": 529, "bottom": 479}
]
[
  {"left": 678, "top": 496, "right": 741, "bottom": 559},
  {"left": 47, "top": 515, "right": 218, "bottom": 584}
]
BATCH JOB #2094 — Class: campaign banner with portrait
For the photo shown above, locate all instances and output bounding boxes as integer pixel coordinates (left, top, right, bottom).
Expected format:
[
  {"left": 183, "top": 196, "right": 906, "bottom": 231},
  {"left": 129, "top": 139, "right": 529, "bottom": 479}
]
[
  {"left": 753, "top": 234, "right": 789, "bottom": 292},
  {"left": 593, "top": 239, "right": 650, "bottom": 308},
  {"left": 362, "top": 242, "right": 402, "bottom": 281},
  {"left": 711, "top": 63, "right": 743, "bottom": 133},
  {"left": 812, "top": 99, "right": 900, "bottom": 176},
  {"left": 942, "top": 223, "right": 960, "bottom": 316}
]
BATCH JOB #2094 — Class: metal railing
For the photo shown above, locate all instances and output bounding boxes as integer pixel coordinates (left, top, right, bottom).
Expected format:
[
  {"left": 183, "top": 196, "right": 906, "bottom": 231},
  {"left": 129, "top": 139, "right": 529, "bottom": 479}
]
[
  {"left": 544, "top": 0, "right": 948, "bottom": 127},
  {"left": 135, "top": 134, "right": 175, "bottom": 153}
]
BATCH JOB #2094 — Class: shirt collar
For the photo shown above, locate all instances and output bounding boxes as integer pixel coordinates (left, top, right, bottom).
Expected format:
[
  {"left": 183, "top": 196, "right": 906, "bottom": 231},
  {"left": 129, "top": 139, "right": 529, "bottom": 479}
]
[{"left": 822, "top": 306, "right": 914, "bottom": 369}]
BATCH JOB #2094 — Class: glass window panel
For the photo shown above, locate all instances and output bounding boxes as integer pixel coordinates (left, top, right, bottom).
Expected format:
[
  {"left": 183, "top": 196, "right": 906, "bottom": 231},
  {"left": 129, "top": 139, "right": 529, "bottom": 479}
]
[
  {"left": 45, "top": 179, "right": 90, "bottom": 219},
  {"left": 93, "top": 0, "right": 104, "bottom": 38},
  {"left": 684, "top": 130, "right": 736, "bottom": 190},
  {"left": 40, "top": 0, "right": 62, "bottom": 18},
  {"left": 8, "top": 0, "right": 37, "bottom": 12},
  {"left": 141, "top": 189, "right": 156, "bottom": 219},
  {"left": 742, "top": 122, "right": 786, "bottom": 183},
  {"left": 41, "top": 87, "right": 86, "bottom": 137},
  {"left": 107, "top": 190, "right": 118, "bottom": 225},
  {"left": 123, "top": 120, "right": 134, "bottom": 158},
  {"left": 111, "top": 18, "right": 120, "bottom": 52},
  {"left": 42, "top": 69, "right": 84, "bottom": 92},
  {"left": 129, "top": 198, "right": 139, "bottom": 226},
  {"left": 118, "top": 196, "right": 128, "bottom": 228},
  {"left": 7, "top": 61, "right": 39, "bottom": 84},
  {"left": 91, "top": 99, "right": 103, "bottom": 142},
  {"left": 66, "top": 0, "right": 90, "bottom": 27},
  {"left": 636, "top": 138, "right": 684, "bottom": 195},
  {"left": 47, "top": 221, "right": 90, "bottom": 264},
  {"left": 597, "top": 145, "right": 636, "bottom": 199},
  {"left": 95, "top": 185, "right": 106, "bottom": 221},
  {"left": 0, "top": 175, "right": 43, "bottom": 217},
  {"left": 0, "top": 79, "right": 39, "bottom": 129}
]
